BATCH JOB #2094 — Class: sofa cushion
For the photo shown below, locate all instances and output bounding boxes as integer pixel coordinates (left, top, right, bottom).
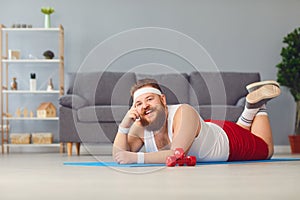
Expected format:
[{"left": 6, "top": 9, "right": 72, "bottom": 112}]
[
  {"left": 65, "top": 73, "right": 76, "bottom": 94},
  {"left": 235, "top": 97, "right": 246, "bottom": 107},
  {"left": 194, "top": 105, "right": 244, "bottom": 122},
  {"left": 59, "top": 94, "right": 88, "bottom": 109},
  {"left": 136, "top": 73, "right": 190, "bottom": 104},
  {"left": 77, "top": 105, "right": 129, "bottom": 123},
  {"left": 189, "top": 72, "right": 260, "bottom": 106},
  {"left": 70, "top": 71, "right": 136, "bottom": 106}
]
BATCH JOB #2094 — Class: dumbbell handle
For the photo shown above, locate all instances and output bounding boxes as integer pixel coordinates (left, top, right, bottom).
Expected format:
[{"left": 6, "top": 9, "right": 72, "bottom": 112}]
[
  {"left": 176, "top": 156, "right": 197, "bottom": 166},
  {"left": 166, "top": 155, "right": 197, "bottom": 167}
]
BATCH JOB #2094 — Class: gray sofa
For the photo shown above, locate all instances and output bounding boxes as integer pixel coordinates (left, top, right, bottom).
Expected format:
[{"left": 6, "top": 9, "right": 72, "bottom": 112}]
[{"left": 59, "top": 71, "right": 260, "bottom": 155}]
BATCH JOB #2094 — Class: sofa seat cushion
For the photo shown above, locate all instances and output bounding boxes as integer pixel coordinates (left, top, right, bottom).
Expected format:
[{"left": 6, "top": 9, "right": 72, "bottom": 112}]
[
  {"left": 77, "top": 105, "right": 129, "bottom": 123},
  {"left": 194, "top": 105, "right": 244, "bottom": 122}
]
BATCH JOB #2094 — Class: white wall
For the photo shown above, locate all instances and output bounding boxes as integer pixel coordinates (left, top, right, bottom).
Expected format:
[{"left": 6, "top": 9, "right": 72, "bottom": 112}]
[{"left": 1, "top": 0, "right": 300, "bottom": 145}]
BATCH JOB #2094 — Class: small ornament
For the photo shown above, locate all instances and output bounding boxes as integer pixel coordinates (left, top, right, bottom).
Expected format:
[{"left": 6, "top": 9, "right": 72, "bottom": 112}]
[
  {"left": 23, "top": 108, "right": 28, "bottom": 117},
  {"left": 41, "top": 7, "right": 55, "bottom": 28},
  {"left": 16, "top": 108, "right": 21, "bottom": 117},
  {"left": 30, "top": 73, "right": 37, "bottom": 91},
  {"left": 37, "top": 102, "right": 56, "bottom": 118},
  {"left": 3, "top": 113, "right": 12, "bottom": 118},
  {"left": 30, "top": 111, "right": 34, "bottom": 118},
  {"left": 10, "top": 77, "right": 18, "bottom": 90},
  {"left": 43, "top": 50, "right": 54, "bottom": 59},
  {"left": 47, "top": 78, "right": 54, "bottom": 91}
]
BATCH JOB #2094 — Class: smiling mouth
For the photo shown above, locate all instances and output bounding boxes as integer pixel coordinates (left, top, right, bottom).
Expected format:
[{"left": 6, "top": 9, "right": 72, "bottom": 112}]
[{"left": 144, "top": 110, "right": 153, "bottom": 116}]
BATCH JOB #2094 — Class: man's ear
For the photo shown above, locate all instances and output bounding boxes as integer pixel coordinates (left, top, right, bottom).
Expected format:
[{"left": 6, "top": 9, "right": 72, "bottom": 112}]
[{"left": 160, "top": 94, "right": 167, "bottom": 106}]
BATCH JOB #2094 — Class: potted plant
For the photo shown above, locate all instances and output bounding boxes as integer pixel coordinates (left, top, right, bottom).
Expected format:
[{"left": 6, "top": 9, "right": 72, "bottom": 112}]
[
  {"left": 276, "top": 27, "right": 300, "bottom": 153},
  {"left": 41, "top": 7, "right": 55, "bottom": 28}
]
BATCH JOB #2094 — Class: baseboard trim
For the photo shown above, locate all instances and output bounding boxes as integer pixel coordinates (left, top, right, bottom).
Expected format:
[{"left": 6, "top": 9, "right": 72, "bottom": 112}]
[{"left": 274, "top": 145, "right": 291, "bottom": 154}]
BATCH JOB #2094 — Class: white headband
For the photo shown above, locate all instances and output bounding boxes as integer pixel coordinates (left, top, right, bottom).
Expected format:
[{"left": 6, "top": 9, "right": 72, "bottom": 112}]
[{"left": 133, "top": 87, "right": 162, "bottom": 101}]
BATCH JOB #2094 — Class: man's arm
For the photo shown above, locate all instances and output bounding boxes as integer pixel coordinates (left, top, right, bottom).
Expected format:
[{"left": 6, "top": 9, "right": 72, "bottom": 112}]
[
  {"left": 112, "top": 130, "right": 130, "bottom": 156},
  {"left": 112, "top": 123, "right": 144, "bottom": 156},
  {"left": 142, "top": 104, "right": 200, "bottom": 163},
  {"left": 170, "top": 104, "right": 201, "bottom": 152},
  {"left": 112, "top": 105, "right": 144, "bottom": 157}
]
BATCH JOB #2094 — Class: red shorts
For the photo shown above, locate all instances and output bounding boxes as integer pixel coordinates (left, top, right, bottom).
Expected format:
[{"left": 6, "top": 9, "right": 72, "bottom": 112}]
[{"left": 205, "top": 120, "right": 269, "bottom": 161}]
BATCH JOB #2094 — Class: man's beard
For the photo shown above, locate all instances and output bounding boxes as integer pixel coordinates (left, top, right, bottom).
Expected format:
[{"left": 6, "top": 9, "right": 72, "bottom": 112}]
[{"left": 140, "top": 104, "right": 166, "bottom": 132}]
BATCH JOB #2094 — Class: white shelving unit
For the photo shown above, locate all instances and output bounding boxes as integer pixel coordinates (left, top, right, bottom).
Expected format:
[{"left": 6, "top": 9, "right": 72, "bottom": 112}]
[
  {"left": 2, "top": 90, "right": 60, "bottom": 94},
  {"left": 4, "top": 143, "right": 60, "bottom": 148},
  {"left": 2, "top": 59, "right": 60, "bottom": 63},
  {"left": 0, "top": 24, "right": 64, "bottom": 153},
  {"left": 3, "top": 117, "right": 59, "bottom": 120},
  {"left": 2, "top": 27, "right": 60, "bottom": 32}
]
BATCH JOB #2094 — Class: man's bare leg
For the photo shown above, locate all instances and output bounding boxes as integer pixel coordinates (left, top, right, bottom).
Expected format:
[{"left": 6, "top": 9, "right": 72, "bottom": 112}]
[
  {"left": 236, "top": 82, "right": 280, "bottom": 158},
  {"left": 251, "top": 115, "right": 274, "bottom": 158},
  {"left": 237, "top": 114, "right": 274, "bottom": 158}
]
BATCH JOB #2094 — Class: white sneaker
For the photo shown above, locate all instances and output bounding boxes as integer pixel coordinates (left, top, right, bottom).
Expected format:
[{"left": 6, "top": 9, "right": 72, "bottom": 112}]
[
  {"left": 246, "top": 84, "right": 281, "bottom": 108},
  {"left": 246, "top": 80, "right": 280, "bottom": 92}
]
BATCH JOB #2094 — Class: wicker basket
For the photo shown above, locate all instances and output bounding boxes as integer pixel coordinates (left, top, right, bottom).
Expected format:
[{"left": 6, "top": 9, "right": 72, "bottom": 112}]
[
  {"left": 10, "top": 133, "right": 31, "bottom": 144},
  {"left": 31, "top": 133, "right": 53, "bottom": 144}
]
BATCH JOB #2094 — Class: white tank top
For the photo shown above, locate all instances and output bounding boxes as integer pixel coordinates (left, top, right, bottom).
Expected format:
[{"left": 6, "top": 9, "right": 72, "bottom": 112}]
[{"left": 144, "top": 104, "right": 230, "bottom": 162}]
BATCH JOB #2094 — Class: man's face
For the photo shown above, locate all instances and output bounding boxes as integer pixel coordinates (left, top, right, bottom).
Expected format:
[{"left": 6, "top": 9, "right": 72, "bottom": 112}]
[{"left": 134, "top": 92, "right": 167, "bottom": 132}]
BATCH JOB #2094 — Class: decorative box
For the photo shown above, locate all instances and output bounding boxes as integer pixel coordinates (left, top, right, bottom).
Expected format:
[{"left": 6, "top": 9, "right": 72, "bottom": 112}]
[
  {"left": 10, "top": 133, "right": 30, "bottom": 144},
  {"left": 31, "top": 133, "right": 53, "bottom": 144}
]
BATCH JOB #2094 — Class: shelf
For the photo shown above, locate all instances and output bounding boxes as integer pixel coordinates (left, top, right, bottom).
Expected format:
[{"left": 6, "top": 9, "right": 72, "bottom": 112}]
[
  {"left": 2, "top": 59, "right": 60, "bottom": 63},
  {"left": 1, "top": 24, "right": 64, "bottom": 154},
  {"left": 3, "top": 117, "right": 59, "bottom": 121},
  {"left": 2, "top": 27, "right": 60, "bottom": 32},
  {"left": 4, "top": 143, "right": 60, "bottom": 147},
  {"left": 2, "top": 90, "right": 60, "bottom": 94}
]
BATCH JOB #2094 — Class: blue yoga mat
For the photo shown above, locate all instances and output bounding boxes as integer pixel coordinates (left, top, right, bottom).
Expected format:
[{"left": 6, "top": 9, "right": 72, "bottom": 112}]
[{"left": 64, "top": 158, "right": 300, "bottom": 167}]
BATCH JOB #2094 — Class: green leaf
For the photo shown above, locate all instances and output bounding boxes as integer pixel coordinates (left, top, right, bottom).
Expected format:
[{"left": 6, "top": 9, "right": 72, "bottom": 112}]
[
  {"left": 276, "top": 27, "right": 300, "bottom": 102},
  {"left": 41, "top": 7, "right": 55, "bottom": 15}
]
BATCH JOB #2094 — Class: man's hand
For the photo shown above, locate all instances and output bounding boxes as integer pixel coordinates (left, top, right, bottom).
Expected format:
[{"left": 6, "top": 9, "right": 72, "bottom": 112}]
[
  {"left": 114, "top": 151, "right": 138, "bottom": 164},
  {"left": 119, "top": 105, "right": 140, "bottom": 129}
]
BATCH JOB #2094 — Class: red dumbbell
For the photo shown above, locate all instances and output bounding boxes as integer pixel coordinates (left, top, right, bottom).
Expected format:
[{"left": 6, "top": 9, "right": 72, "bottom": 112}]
[
  {"left": 166, "top": 148, "right": 197, "bottom": 167},
  {"left": 174, "top": 148, "right": 185, "bottom": 160},
  {"left": 166, "top": 155, "right": 177, "bottom": 167},
  {"left": 173, "top": 155, "right": 196, "bottom": 166},
  {"left": 179, "top": 156, "right": 197, "bottom": 166},
  {"left": 166, "top": 148, "right": 184, "bottom": 167}
]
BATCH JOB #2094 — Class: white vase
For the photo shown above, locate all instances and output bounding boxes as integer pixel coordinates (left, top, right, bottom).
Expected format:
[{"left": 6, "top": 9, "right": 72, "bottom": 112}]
[{"left": 44, "top": 14, "right": 51, "bottom": 28}]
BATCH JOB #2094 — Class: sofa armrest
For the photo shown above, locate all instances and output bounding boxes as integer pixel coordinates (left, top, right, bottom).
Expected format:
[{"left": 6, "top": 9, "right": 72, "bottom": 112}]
[
  {"left": 59, "top": 94, "right": 88, "bottom": 110},
  {"left": 235, "top": 96, "right": 246, "bottom": 107}
]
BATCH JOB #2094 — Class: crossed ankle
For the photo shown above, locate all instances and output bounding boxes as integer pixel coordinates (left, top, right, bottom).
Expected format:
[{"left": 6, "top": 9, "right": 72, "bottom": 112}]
[{"left": 246, "top": 84, "right": 280, "bottom": 109}]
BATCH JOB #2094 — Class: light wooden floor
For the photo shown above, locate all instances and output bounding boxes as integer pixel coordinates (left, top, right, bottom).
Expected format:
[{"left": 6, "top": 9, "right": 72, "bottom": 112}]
[{"left": 0, "top": 149, "right": 300, "bottom": 200}]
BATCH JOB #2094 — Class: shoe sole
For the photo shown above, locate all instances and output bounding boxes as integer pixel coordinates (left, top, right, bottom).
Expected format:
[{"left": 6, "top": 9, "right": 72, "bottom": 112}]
[
  {"left": 246, "top": 80, "right": 280, "bottom": 92},
  {"left": 246, "top": 84, "right": 281, "bottom": 104}
]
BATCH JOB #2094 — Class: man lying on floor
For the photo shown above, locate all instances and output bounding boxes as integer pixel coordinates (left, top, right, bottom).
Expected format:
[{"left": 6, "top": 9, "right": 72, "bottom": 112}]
[{"left": 112, "top": 79, "right": 281, "bottom": 164}]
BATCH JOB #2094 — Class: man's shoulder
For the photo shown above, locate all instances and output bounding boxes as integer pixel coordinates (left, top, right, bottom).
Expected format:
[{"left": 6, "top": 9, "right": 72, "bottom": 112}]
[
  {"left": 172, "top": 104, "right": 199, "bottom": 117},
  {"left": 172, "top": 104, "right": 200, "bottom": 129},
  {"left": 169, "top": 103, "right": 195, "bottom": 110}
]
